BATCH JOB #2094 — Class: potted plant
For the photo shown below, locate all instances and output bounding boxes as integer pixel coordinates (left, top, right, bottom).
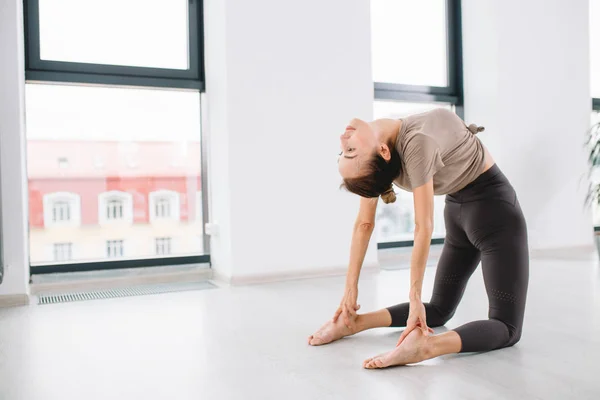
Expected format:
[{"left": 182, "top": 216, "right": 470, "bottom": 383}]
[{"left": 586, "top": 113, "right": 600, "bottom": 249}]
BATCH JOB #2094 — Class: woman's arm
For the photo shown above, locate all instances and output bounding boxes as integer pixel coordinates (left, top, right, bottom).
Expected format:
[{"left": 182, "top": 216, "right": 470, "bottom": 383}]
[
  {"left": 346, "top": 196, "right": 378, "bottom": 287},
  {"left": 409, "top": 179, "right": 435, "bottom": 301},
  {"left": 333, "top": 196, "right": 378, "bottom": 326},
  {"left": 396, "top": 179, "right": 435, "bottom": 345}
]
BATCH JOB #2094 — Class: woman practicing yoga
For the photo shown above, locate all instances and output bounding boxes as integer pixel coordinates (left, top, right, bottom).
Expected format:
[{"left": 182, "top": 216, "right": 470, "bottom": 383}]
[{"left": 308, "top": 108, "right": 529, "bottom": 369}]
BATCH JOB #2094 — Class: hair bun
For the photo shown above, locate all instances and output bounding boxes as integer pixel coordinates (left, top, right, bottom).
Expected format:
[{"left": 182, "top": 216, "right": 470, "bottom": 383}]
[
  {"left": 381, "top": 187, "right": 397, "bottom": 204},
  {"left": 468, "top": 123, "right": 485, "bottom": 134}
]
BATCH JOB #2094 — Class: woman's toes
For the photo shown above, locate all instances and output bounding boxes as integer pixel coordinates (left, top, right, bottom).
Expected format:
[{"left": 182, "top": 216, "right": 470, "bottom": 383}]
[
  {"left": 374, "top": 358, "right": 385, "bottom": 368},
  {"left": 310, "top": 335, "right": 323, "bottom": 346}
]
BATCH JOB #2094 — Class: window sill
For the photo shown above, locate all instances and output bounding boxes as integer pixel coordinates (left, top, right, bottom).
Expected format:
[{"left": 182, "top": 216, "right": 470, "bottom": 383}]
[{"left": 30, "top": 264, "right": 212, "bottom": 295}]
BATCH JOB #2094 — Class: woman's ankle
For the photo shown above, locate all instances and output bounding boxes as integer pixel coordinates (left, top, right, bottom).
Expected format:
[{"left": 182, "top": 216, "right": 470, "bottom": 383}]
[
  {"left": 354, "top": 310, "right": 391, "bottom": 333},
  {"left": 420, "top": 335, "right": 436, "bottom": 359},
  {"left": 354, "top": 314, "right": 370, "bottom": 334},
  {"left": 423, "top": 331, "right": 462, "bottom": 358}
]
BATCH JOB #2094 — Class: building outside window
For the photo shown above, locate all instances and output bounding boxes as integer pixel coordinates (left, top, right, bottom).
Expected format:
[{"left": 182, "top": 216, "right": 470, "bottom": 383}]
[
  {"left": 98, "top": 191, "right": 133, "bottom": 225},
  {"left": 53, "top": 243, "right": 73, "bottom": 261},
  {"left": 106, "top": 240, "right": 124, "bottom": 258},
  {"left": 155, "top": 237, "right": 172, "bottom": 255},
  {"left": 149, "top": 190, "right": 180, "bottom": 222},
  {"left": 52, "top": 201, "right": 71, "bottom": 222},
  {"left": 42, "top": 192, "right": 81, "bottom": 228}
]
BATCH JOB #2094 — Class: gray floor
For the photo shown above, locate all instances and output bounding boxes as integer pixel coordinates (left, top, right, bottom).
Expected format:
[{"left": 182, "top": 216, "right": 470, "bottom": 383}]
[{"left": 1, "top": 253, "right": 599, "bottom": 400}]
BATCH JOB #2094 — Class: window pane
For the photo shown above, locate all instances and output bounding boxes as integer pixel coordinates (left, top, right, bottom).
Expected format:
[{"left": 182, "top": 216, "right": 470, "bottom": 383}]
[
  {"left": 53, "top": 243, "right": 72, "bottom": 261},
  {"left": 591, "top": 0, "right": 600, "bottom": 98},
  {"left": 371, "top": 0, "right": 448, "bottom": 86},
  {"left": 373, "top": 101, "right": 452, "bottom": 242},
  {"left": 26, "top": 83, "right": 205, "bottom": 265},
  {"left": 38, "top": 0, "right": 189, "bottom": 69}
]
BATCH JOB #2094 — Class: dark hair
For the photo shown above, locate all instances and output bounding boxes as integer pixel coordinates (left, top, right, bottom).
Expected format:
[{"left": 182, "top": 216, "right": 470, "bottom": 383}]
[{"left": 341, "top": 140, "right": 402, "bottom": 204}]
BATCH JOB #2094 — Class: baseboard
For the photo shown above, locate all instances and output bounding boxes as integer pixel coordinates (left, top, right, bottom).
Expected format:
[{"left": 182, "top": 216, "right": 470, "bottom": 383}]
[
  {"left": 218, "top": 262, "right": 380, "bottom": 286},
  {"left": 0, "top": 294, "right": 30, "bottom": 308},
  {"left": 30, "top": 268, "right": 213, "bottom": 295},
  {"left": 209, "top": 271, "right": 232, "bottom": 287}
]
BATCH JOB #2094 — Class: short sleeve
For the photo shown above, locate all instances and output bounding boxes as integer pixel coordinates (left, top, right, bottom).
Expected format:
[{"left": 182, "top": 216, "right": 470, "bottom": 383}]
[{"left": 402, "top": 133, "right": 445, "bottom": 188}]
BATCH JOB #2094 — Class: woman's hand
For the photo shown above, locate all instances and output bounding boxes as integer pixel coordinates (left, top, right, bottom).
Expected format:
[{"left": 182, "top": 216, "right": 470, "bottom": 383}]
[
  {"left": 332, "top": 286, "right": 360, "bottom": 330},
  {"left": 396, "top": 299, "right": 433, "bottom": 347}
]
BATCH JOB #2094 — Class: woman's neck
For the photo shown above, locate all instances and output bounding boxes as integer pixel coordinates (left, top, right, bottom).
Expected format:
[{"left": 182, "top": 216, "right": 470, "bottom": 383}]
[{"left": 371, "top": 118, "right": 402, "bottom": 144}]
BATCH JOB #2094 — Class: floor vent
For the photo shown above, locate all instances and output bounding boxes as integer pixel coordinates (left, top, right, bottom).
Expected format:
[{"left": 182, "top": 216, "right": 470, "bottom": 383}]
[{"left": 37, "top": 281, "right": 216, "bottom": 305}]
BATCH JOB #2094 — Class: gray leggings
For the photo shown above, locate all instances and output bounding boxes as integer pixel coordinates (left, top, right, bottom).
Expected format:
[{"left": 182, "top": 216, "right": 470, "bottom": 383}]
[{"left": 387, "top": 164, "right": 529, "bottom": 352}]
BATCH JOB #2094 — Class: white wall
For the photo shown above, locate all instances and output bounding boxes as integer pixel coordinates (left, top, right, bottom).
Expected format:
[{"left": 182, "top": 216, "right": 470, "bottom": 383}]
[
  {"left": 0, "top": 0, "right": 30, "bottom": 296},
  {"left": 204, "top": 0, "right": 377, "bottom": 282},
  {"left": 462, "top": 0, "right": 594, "bottom": 249}
]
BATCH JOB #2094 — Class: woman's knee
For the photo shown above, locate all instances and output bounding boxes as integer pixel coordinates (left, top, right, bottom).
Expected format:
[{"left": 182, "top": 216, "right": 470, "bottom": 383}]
[
  {"left": 506, "top": 329, "right": 522, "bottom": 347},
  {"left": 495, "top": 321, "right": 522, "bottom": 349}
]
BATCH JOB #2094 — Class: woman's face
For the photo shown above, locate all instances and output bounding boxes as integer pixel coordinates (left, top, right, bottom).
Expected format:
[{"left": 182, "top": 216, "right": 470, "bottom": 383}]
[{"left": 338, "top": 118, "right": 379, "bottom": 179}]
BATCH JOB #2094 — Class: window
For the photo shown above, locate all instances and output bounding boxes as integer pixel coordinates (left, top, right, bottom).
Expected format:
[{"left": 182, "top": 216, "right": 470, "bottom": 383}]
[
  {"left": 371, "top": 0, "right": 462, "bottom": 106},
  {"left": 25, "top": 0, "right": 204, "bottom": 89},
  {"left": 155, "top": 198, "right": 171, "bottom": 218},
  {"left": 591, "top": 2, "right": 600, "bottom": 227},
  {"left": 53, "top": 201, "right": 70, "bottom": 222},
  {"left": 106, "top": 240, "right": 124, "bottom": 258},
  {"left": 53, "top": 243, "right": 73, "bottom": 261},
  {"left": 107, "top": 199, "right": 124, "bottom": 220},
  {"left": 371, "top": 1, "right": 463, "bottom": 247},
  {"left": 27, "top": 84, "right": 206, "bottom": 267},
  {"left": 155, "top": 237, "right": 172, "bottom": 256},
  {"left": 149, "top": 190, "right": 181, "bottom": 222},
  {"left": 25, "top": 1, "right": 209, "bottom": 271},
  {"left": 591, "top": 0, "right": 600, "bottom": 100},
  {"left": 371, "top": 0, "right": 448, "bottom": 87},
  {"left": 42, "top": 192, "right": 81, "bottom": 227},
  {"left": 98, "top": 191, "right": 133, "bottom": 224},
  {"left": 37, "top": 0, "right": 189, "bottom": 70},
  {"left": 590, "top": 111, "right": 600, "bottom": 227}
]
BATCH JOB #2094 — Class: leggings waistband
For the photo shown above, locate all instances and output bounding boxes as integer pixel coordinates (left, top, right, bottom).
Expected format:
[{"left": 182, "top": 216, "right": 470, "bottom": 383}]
[
  {"left": 458, "top": 164, "right": 502, "bottom": 192},
  {"left": 447, "top": 164, "right": 512, "bottom": 203}
]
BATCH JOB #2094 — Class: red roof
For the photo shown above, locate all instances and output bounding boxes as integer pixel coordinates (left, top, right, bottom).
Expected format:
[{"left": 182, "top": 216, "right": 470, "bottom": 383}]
[{"left": 27, "top": 141, "right": 202, "bottom": 178}]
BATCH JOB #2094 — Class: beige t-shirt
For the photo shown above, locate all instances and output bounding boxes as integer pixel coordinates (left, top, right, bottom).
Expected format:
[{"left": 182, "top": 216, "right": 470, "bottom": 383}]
[{"left": 393, "top": 108, "right": 486, "bottom": 195}]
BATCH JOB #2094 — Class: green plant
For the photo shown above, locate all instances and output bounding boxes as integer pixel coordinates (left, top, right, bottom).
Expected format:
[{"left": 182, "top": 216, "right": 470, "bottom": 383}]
[{"left": 586, "top": 113, "right": 600, "bottom": 207}]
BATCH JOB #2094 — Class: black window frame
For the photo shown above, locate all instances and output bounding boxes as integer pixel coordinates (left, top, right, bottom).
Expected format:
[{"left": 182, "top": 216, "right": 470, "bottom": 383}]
[
  {"left": 24, "top": 0, "right": 210, "bottom": 275},
  {"left": 23, "top": 0, "right": 205, "bottom": 90},
  {"left": 376, "top": 0, "right": 463, "bottom": 250}
]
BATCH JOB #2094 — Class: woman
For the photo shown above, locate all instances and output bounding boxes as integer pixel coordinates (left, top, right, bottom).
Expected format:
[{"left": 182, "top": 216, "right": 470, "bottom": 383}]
[{"left": 308, "top": 108, "right": 529, "bottom": 369}]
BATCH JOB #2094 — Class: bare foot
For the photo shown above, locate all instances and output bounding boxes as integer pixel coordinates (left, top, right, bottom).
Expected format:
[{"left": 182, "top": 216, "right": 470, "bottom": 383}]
[
  {"left": 363, "top": 328, "right": 431, "bottom": 369},
  {"left": 308, "top": 317, "right": 356, "bottom": 346}
]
